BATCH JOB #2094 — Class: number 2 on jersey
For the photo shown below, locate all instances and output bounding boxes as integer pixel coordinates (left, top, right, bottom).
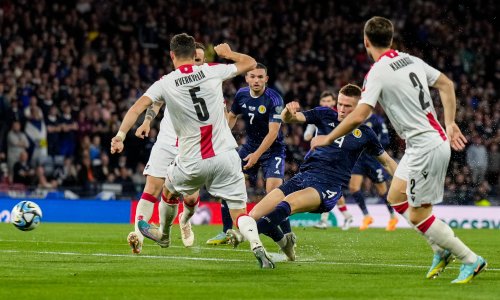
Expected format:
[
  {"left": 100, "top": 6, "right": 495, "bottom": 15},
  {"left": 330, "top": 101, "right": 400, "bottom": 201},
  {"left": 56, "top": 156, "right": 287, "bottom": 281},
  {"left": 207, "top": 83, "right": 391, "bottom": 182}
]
[
  {"left": 409, "top": 72, "right": 430, "bottom": 110},
  {"left": 189, "top": 87, "right": 209, "bottom": 121}
]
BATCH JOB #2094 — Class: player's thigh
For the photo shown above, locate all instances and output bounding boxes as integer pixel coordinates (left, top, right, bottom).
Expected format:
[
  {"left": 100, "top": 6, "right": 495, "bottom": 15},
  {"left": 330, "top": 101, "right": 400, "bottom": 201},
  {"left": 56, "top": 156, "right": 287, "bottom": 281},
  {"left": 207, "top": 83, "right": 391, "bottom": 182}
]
[
  {"left": 284, "top": 187, "right": 322, "bottom": 214},
  {"left": 143, "top": 175, "right": 165, "bottom": 196},
  {"left": 337, "top": 196, "right": 346, "bottom": 206},
  {"left": 407, "top": 142, "right": 450, "bottom": 207},
  {"left": 206, "top": 151, "right": 247, "bottom": 210},
  {"left": 249, "top": 188, "right": 286, "bottom": 220},
  {"left": 388, "top": 176, "right": 407, "bottom": 205},
  {"left": 265, "top": 177, "right": 283, "bottom": 193},
  {"left": 349, "top": 174, "right": 364, "bottom": 193},
  {"left": 374, "top": 181, "right": 388, "bottom": 196}
]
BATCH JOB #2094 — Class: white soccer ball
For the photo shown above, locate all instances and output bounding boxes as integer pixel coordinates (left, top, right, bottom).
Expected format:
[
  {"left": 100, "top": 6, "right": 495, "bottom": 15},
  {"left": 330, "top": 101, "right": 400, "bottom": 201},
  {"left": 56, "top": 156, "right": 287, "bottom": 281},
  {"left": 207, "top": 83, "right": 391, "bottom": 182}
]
[{"left": 11, "top": 201, "right": 43, "bottom": 231}]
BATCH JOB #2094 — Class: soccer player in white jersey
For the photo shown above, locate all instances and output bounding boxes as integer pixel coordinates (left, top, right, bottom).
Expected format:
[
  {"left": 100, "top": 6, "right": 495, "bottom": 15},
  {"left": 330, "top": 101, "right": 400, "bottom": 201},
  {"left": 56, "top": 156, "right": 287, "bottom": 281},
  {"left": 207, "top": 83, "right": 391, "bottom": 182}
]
[
  {"left": 122, "top": 43, "right": 208, "bottom": 254},
  {"left": 311, "top": 17, "right": 486, "bottom": 283},
  {"left": 111, "top": 33, "right": 274, "bottom": 268},
  {"left": 304, "top": 91, "right": 354, "bottom": 230}
]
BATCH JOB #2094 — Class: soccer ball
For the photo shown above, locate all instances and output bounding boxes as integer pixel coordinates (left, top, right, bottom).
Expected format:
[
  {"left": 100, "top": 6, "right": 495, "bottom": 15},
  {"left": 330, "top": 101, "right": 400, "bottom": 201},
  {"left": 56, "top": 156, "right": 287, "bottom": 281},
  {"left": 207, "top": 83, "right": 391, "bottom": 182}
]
[{"left": 11, "top": 201, "right": 43, "bottom": 231}]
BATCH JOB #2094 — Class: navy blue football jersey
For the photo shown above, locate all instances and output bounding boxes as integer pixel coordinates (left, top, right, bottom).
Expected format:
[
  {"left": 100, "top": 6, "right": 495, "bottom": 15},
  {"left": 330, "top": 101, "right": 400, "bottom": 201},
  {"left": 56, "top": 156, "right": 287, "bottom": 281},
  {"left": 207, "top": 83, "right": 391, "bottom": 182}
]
[
  {"left": 231, "top": 87, "right": 285, "bottom": 155},
  {"left": 301, "top": 107, "right": 384, "bottom": 187}
]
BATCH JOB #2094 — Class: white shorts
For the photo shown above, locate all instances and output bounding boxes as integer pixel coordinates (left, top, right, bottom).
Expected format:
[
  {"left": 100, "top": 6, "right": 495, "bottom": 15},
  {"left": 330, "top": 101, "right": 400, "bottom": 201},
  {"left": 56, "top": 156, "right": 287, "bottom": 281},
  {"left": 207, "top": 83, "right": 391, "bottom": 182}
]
[
  {"left": 164, "top": 150, "right": 247, "bottom": 210},
  {"left": 394, "top": 141, "right": 450, "bottom": 207},
  {"left": 143, "top": 143, "right": 178, "bottom": 178}
]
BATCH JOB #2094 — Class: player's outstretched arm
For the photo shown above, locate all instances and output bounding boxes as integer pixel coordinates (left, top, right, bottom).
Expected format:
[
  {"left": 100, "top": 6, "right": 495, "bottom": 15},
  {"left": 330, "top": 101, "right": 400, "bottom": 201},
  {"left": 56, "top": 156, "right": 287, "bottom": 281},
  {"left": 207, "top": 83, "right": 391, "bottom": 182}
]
[
  {"left": 281, "top": 101, "right": 306, "bottom": 123},
  {"left": 110, "top": 95, "right": 153, "bottom": 154},
  {"left": 135, "top": 101, "right": 163, "bottom": 139},
  {"left": 432, "top": 73, "right": 467, "bottom": 151},
  {"left": 214, "top": 43, "right": 256, "bottom": 75},
  {"left": 375, "top": 151, "right": 398, "bottom": 177},
  {"left": 311, "top": 103, "right": 372, "bottom": 150}
]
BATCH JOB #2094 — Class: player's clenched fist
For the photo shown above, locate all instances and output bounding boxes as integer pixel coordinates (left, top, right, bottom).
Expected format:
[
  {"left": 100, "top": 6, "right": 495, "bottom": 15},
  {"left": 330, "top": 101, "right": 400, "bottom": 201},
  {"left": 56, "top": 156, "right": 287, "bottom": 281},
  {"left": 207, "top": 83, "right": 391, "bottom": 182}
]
[
  {"left": 285, "top": 101, "right": 301, "bottom": 115},
  {"left": 214, "top": 43, "right": 232, "bottom": 58},
  {"left": 110, "top": 136, "right": 124, "bottom": 154}
]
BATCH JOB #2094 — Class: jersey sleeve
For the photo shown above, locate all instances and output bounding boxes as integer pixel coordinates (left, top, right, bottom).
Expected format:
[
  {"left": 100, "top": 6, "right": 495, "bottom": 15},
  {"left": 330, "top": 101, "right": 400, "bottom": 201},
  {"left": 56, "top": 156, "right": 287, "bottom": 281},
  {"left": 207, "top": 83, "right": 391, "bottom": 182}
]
[
  {"left": 302, "top": 107, "right": 322, "bottom": 125},
  {"left": 207, "top": 63, "right": 238, "bottom": 81},
  {"left": 363, "top": 127, "right": 385, "bottom": 157},
  {"left": 230, "top": 92, "right": 242, "bottom": 115},
  {"left": 413, "top": 56, "right": 441, "bottom": 86},
  {"left": 143, "top": 80, "right": 165, "bottom": 104},
  {"left": 359, "top": 67, "right": 383, "bottom": 108},
  {"left": 268, "top": 90, "right": 284, "bottom": 123}
]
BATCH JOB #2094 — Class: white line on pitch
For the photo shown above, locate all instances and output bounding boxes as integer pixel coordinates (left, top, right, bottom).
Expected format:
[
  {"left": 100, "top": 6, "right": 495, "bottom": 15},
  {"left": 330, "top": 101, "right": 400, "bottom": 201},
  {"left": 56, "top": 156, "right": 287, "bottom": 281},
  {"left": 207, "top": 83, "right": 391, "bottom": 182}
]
[{"left": 0, "top": 249, "right": 498, "bottom": 272}]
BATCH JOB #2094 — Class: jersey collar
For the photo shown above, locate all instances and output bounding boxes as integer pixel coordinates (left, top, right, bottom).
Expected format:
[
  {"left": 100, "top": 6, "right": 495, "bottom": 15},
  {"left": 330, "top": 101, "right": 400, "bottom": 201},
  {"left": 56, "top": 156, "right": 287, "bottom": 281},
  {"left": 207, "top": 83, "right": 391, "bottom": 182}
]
[
  {"left": 177, "top": 64, "right": 194, "bottom": 74},
  {"left": 377, "top": 49, "right": 399, "bottom": 61}
]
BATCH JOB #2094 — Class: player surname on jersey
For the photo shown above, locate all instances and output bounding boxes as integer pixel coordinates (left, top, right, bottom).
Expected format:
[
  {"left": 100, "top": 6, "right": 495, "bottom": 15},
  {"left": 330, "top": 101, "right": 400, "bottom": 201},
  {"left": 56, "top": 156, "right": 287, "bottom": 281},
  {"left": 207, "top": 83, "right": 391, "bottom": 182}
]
[{"left": 175, "top": 70, "right": 206, "bottom": 86}]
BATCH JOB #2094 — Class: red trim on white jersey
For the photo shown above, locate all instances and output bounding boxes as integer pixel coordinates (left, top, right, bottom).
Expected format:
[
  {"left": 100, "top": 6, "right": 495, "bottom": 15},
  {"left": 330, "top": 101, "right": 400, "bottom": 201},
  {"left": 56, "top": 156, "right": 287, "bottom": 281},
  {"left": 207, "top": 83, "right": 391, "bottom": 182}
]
[
  {"left": 200, "top": 125, "right": 215, "bottom": 159},
  {"left": 175, "top": 137, "right": 179, "bottom": 147},
  {"left": 207, "top": 63, "right": 220, "bottom": 66},
  {"left": 377, "top": 49, "right": 399, "bottom": 61},
  {"left": 177, "top": 64, "right": 194, "bottom": 74},
  {"left": 426, "top": 113, "right": 447, "bottom": 141}
]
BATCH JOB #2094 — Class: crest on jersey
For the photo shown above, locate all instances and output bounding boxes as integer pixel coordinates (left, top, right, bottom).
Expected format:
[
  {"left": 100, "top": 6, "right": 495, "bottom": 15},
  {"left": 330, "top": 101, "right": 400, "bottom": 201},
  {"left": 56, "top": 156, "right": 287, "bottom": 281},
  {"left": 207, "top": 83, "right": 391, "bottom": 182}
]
[
  {"left": 352, "top": 129, "right": 362, "bottom": 138},
  {"left": 258, "top": 105, "right": 267, "bottom": 114}
]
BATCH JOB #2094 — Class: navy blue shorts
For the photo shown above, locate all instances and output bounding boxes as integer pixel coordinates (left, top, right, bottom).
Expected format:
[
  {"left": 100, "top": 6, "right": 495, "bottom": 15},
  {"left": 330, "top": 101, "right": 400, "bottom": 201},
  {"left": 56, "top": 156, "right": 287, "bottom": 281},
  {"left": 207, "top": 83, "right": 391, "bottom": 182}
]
[
  {"left": 352, "top": 155, "right": 389, "bottom": 183},
  {"left": 239, "top": 145, "right": 285, "bottom": 183},
  {"left": 278, "top": 172, "right": 343, "bottom": 213}
]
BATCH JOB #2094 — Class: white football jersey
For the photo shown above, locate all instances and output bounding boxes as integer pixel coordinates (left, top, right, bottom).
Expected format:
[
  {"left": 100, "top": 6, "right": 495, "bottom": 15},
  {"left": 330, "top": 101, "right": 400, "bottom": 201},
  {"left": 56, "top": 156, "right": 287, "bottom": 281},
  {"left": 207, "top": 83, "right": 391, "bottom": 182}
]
[
  {"left": 359, "top": 50, "right": 447, "bottom": 150},
  {"left": 144, "top": 63, "right": 238, "bottom": 159}
]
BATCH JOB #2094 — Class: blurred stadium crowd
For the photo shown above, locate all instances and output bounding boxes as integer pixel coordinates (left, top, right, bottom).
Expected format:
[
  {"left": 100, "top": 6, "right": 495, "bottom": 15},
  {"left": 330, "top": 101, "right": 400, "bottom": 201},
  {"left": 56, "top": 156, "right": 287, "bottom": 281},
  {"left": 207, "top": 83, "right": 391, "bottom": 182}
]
[{"left": 0, "top": 0, "right": 498, "bottom": 204}]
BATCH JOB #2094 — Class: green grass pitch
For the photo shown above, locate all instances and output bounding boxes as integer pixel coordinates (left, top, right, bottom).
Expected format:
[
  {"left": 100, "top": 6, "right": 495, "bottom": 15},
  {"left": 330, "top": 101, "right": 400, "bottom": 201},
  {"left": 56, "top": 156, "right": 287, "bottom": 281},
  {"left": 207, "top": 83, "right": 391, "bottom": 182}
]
[{"left": 0, "top": 223, "right": 498, "bottom": 299}]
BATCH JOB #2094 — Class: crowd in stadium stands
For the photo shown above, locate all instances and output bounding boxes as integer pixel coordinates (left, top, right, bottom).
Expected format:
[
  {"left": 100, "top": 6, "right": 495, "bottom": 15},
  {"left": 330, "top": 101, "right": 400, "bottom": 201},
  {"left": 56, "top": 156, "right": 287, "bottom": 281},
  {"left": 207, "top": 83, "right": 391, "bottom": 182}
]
[{"left": 0, "top": 0, "right": 498, "bottom": 204}]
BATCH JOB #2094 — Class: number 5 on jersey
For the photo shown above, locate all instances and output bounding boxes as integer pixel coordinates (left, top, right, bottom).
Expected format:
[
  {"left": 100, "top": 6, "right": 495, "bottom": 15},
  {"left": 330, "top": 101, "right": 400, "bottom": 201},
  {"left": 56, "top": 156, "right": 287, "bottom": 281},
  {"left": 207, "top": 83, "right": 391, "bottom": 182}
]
[{"left": 189, "top": 87, "right": 209, "bottom": 121}]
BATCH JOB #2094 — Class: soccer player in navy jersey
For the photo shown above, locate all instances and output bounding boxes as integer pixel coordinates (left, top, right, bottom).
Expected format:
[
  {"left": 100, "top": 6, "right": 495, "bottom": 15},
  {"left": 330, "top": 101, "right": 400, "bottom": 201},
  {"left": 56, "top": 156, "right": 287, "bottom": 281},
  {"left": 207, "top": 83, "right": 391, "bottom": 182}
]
[
  {"left": 228, "top": 84, "right": 398, "bottom": 261},
  {"left": 206, "top": 63, "right": 291, "bottom": 245},
  {"left": 350, "top": 112, "right": 399, "bottom": 231}
]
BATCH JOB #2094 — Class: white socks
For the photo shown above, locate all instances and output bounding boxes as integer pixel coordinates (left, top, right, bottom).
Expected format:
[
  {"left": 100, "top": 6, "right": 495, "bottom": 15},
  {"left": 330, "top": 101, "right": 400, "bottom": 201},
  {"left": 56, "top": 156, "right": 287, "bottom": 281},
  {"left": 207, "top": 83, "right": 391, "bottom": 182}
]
[
  {"left": 417, "top": 215, "right": 477, "bottom": 264},
  {"left": 159, "top": 195, "right": 179, "bottom": 235},
  {"left": 237, "top": 215, "right": 263, "bottom": 250}
]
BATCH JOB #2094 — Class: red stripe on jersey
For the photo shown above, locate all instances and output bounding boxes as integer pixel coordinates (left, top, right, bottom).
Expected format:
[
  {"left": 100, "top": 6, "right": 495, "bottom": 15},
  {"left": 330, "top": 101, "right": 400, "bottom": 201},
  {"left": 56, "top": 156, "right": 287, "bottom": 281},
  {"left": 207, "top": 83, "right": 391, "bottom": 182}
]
[
  {"left": 426, "top": 113, "right": 447, "bottom": 141},
  {"left": 338, "top": 206, "right": 347, "bottom": 212},
  {"left": 177, "top": 64, "right": 194, "bottom": 74},
  {"left": 208, "top": 63, "right": 220, "bottom": 66},
  {"left": 200, "top": 124, "right": 215, "bottom": 159},
  {"left": 417, "top": 215, "right": 436, "bottom": 233},
  {"left": 175, "top": 137, "right": 179, "bottom": 147},
  {"left": 377, "top": 49, "right": 399, "bottom": 61}
]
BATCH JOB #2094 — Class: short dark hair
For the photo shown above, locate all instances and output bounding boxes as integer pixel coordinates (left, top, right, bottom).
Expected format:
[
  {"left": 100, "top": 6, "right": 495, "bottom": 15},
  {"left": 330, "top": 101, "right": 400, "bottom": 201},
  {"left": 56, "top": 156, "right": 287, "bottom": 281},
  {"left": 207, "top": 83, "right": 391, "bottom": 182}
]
[
  {"left": 195, "top": 42, "right": 205, "bottom": 51},
  {"left": 364, "top": 16, "right": 394, "bottom": 48},
  {"left": 339, "top": 84, "right": 362, "bottom": 98},
  {"left": 320, "top": 91, "right": 336, "bottom": 100},
  {"left": 255, "top": 63, "right": 267, "bottom": 74},
  {"left": 170, "top": 33, "right": 196, "bottom": 59}
]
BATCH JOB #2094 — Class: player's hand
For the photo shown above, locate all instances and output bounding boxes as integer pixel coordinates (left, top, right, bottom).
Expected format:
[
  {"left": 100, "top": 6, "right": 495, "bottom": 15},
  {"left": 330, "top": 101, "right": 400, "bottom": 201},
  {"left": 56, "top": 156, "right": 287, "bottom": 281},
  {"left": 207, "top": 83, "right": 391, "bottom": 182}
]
[
  {"left": 446, "top": 123, "right": 467, "bottom": 151},
  {"left": 214, "top": 43, "right": 232, "bottom": 59},
  {"left": 243, "top": 152, "right": 260, "bottom": 170},
  {"left": 110, "top": 136, "right": 124, "bottom": 154},
  {"left": 135, "top": 122, "right": 151, "bottom": 139},
  {"left": 285, "top": 101, "right": 301, "bottom": 115},
  {"left": 310, "top": 135, "right": 331, "bottom": 151}
]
